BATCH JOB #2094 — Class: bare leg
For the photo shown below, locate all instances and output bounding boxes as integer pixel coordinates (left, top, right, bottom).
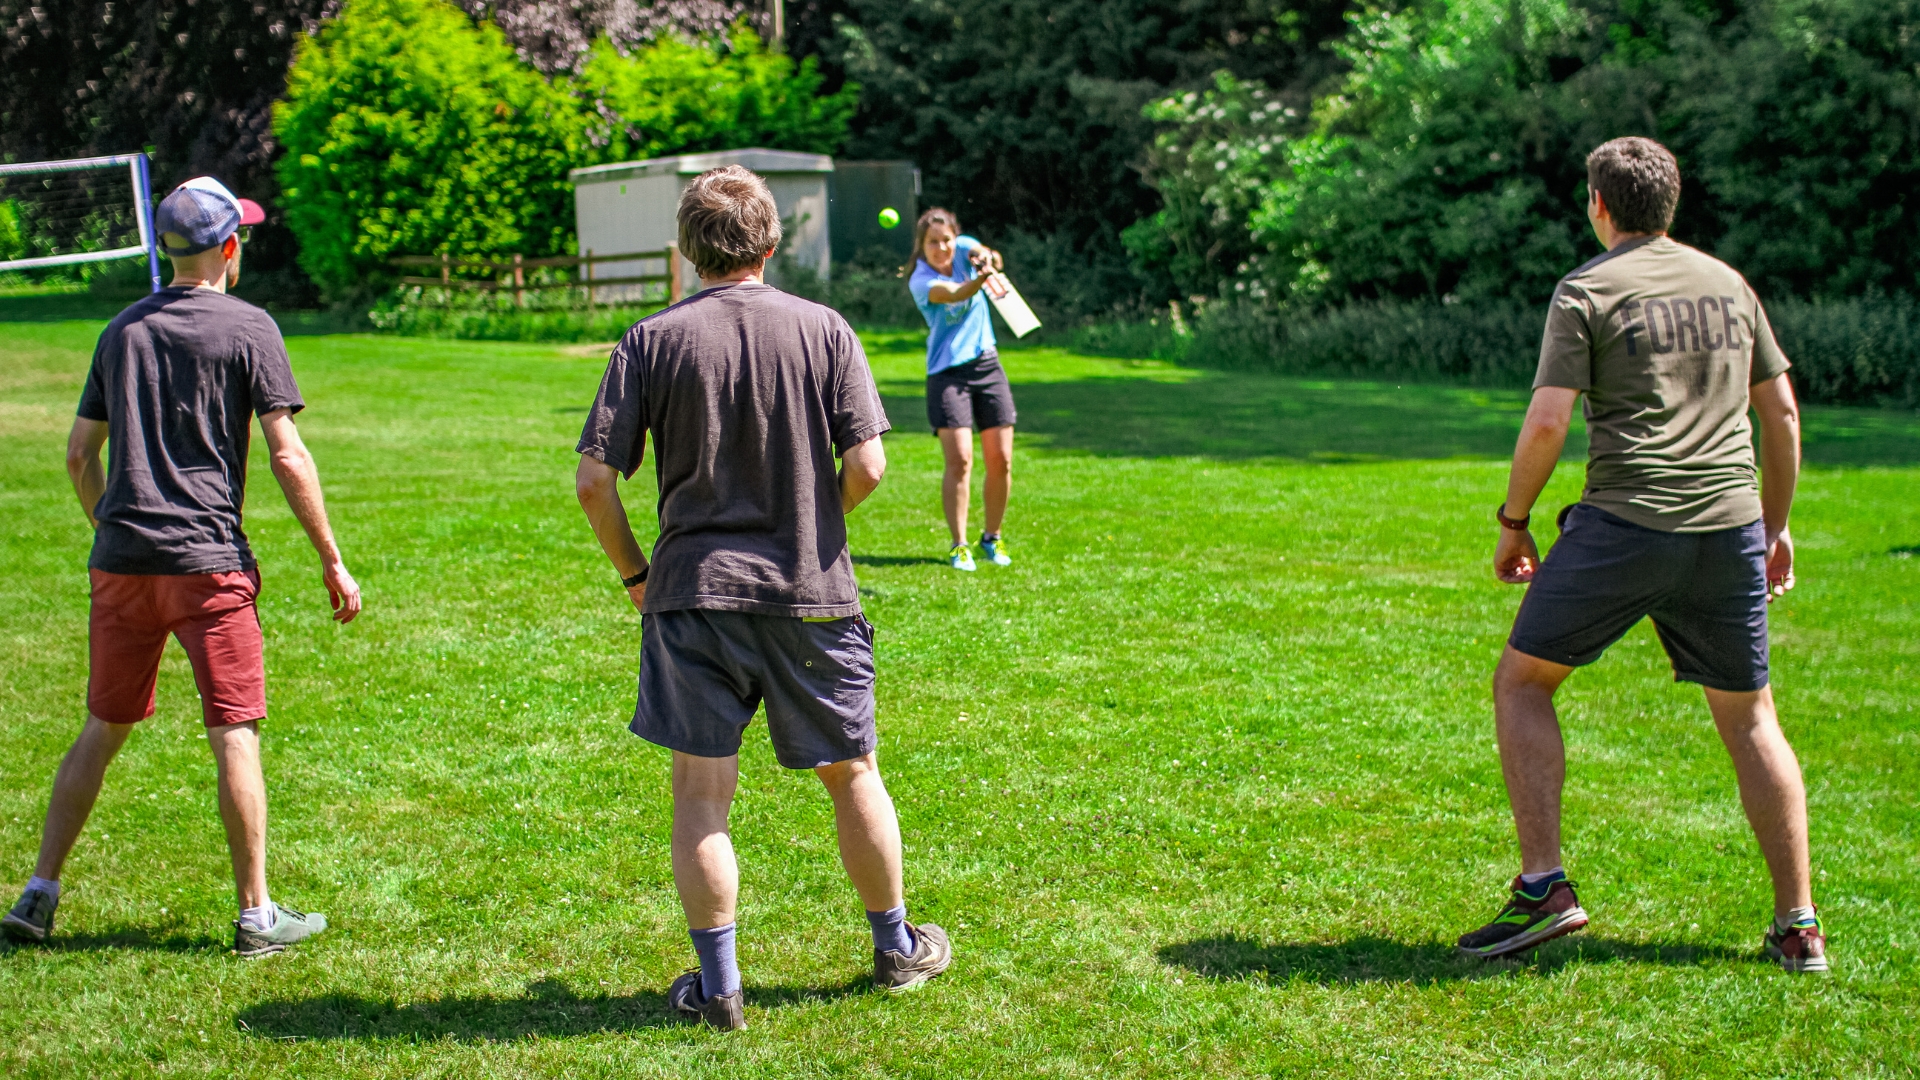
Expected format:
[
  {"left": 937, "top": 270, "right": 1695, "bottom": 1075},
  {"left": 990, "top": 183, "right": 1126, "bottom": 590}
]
[
  {"left": 937, "top": 426, "right": 974, "bottom": 547},
  {"left": 1704, "top": 685, "right": 1812, "bottom": 918},
  {"left": 979, "top": 425, "right": 1013, "bottom": 537},
  {"left": 671, "top": 751, "right": 741, "bottom": 929},
  {"left": 1492, "top": 647, "right": 1575, "bottom": 875},
  {"left": 207, "top": 721, "right": 269, "bottom": 910},
  {"left": 32, "top": 714, "right": 136, "bottom": 881},
  {"left": 814, "top": 753, "right": 904, "bottom": 913}
]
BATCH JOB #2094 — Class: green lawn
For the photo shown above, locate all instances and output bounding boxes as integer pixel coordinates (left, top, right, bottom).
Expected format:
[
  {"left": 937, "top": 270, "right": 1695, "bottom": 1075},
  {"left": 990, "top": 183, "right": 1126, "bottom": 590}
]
[{"left": 1, "top": 305, "right": 1916, "bottom": 1077}]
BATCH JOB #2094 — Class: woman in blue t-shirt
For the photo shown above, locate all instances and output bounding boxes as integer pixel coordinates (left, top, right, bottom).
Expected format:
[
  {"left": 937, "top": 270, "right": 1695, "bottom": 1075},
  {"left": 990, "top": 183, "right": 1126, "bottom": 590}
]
[{"left": 907, "top": 208, "right": 1018, "bottom": 572}]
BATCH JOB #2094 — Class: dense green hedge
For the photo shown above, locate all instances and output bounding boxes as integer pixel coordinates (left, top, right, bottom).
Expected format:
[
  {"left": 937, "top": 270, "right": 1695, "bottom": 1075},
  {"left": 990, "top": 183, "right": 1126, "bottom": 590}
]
[{"left": 1075, "top": 298, "right": 1920, "bottom": 409}]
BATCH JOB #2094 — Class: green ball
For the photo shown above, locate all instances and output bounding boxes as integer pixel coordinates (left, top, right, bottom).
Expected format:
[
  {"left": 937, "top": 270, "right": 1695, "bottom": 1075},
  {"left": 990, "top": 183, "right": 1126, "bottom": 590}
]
[{"left": 878, "top": 207, "right": 900, "bottom": 229}]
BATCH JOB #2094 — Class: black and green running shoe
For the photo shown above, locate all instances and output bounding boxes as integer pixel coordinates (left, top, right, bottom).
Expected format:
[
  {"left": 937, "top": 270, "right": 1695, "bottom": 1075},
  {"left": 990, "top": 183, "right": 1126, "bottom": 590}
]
[
  {"left": 2, "top": 887, "right": 57, "bottom": 943},
  {"left": 1457, "top": 875, "right": 1589, "bottom": 959},
  {"left": 232, "top": 902, "right": 328, "bottom": 957}
]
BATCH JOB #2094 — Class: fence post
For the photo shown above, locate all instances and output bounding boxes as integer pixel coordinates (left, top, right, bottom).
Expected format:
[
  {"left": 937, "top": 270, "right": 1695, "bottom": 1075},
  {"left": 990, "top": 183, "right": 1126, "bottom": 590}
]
[
  {"left": 668, "top": 243, "right": 682, "bottom": 304},
  {"left": 440, "top": 252, "right": 450, "bottom": 307},
  {"left": 513, "top": 252, "right": 525, "bottom": 307},
  {"left": 585, "top": 249, "right": 595, "bottom": 319}
]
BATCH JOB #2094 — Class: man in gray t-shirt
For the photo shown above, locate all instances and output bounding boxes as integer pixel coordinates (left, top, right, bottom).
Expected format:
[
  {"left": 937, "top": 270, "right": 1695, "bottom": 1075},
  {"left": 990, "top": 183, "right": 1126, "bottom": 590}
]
[{"left": 575, "top": 166, "right": 953, "bottom": 1030}]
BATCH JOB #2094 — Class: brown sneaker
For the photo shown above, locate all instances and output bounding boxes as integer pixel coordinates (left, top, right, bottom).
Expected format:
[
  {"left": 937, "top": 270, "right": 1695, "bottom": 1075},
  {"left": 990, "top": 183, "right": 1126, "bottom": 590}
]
[
  {"left": 667, "top": 969, "right": 747, "bottom": 1030},
  {"left": 1764, "top": 911, "right": 1829, "bottom": 974},
  {"left": 874, "top": 921, "right": 953, "bottom": 992}
]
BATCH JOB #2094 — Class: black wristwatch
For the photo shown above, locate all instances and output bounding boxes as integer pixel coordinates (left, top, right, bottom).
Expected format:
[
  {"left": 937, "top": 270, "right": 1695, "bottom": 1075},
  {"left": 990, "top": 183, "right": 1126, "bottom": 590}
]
[{"left": 622, "top": 566, "right": 649, "bottom": 589}]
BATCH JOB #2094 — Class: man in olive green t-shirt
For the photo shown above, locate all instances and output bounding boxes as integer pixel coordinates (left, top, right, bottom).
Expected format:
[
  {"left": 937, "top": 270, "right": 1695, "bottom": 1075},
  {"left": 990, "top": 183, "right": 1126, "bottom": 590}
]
[{"left": 1455, "top": 137, "right": 1826, "bottom": 974}]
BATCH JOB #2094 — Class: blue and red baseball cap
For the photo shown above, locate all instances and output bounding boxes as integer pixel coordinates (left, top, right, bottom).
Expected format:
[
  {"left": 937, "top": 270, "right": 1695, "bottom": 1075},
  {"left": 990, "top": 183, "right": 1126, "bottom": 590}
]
[{"left": 155, "top": 176, "right": 266, "bottom": 256}]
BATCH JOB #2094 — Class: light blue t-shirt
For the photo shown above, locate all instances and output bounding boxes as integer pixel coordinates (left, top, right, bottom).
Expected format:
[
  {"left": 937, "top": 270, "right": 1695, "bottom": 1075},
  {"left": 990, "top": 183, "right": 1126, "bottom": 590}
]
[{"left": 908, "top": 235, "right": 997, "bottom": 376}]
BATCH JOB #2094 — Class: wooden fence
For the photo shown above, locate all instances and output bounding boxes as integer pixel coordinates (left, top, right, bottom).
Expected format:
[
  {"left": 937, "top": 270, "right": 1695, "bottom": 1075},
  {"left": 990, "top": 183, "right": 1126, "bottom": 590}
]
[{"left": 388, "top": 246, "right": 683, "bottom": 311}]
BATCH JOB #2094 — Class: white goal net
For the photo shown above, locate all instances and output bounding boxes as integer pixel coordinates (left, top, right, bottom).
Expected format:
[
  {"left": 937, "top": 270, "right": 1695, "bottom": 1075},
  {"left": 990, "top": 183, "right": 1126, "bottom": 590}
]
[{"left": 0, "top": 153, "right": 160, "bottom": 290}]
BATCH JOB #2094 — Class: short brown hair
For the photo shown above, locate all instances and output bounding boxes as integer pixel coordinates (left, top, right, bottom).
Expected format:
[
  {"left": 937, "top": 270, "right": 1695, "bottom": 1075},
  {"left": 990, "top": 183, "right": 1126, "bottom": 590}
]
[
  {"left": 1586, "top": 137, "right": 1680, "bottom": 235},
  {"left": 677, "top": 165, "right": 783, "bottom": 278}
]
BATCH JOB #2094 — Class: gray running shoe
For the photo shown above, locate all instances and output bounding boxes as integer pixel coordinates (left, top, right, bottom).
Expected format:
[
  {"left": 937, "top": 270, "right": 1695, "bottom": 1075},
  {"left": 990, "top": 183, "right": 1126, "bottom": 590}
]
[
  {"left": 667, "top": 969, "right": 747, "bottom": 1030},
  {"left": 2, "top": 887, "right": 57, "bottom": 943},
  {"left": 874, "top": 921, "right": 953, "bottom": 992},
  {"left": 232, "top": 902, "right": 328, "bottom": 957}
]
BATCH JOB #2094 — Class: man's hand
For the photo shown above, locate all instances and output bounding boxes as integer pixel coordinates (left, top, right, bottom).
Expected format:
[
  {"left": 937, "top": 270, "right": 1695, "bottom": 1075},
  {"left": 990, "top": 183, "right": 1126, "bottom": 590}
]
[
  {"left": 324, "top": 560, "right": 363, "bottom": 623},
  {"left": 1765, "top": 527, "right": 1795, "bottom": 602},
  {"left": 1494, "top": 526, "right": 1541, "bottom": 584},
  {"left": 261, "top": 409, "right": 362, "bottom": 627},
  {"left": 625, "top": 581, "right": 647, "bottom": 613}
]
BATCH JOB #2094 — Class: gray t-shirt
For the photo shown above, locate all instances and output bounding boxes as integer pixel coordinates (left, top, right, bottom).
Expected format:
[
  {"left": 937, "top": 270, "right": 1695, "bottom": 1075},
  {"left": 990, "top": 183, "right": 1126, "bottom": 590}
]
[
  {"left": 577, "top": 282, "right": 890, "bottom": 617},
  {"left": 77, "top": 287, "right": 305, "bottom": 575},
  {"left": 1535, "top": 236, "right": 1791, "bottom": 532}
]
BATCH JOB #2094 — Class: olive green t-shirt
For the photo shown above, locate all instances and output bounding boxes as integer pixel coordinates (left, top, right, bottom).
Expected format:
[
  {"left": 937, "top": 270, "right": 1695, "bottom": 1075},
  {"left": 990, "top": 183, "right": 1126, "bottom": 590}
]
[{"left": 1534, "top": 235, "right": 1791, "bottom": 533}]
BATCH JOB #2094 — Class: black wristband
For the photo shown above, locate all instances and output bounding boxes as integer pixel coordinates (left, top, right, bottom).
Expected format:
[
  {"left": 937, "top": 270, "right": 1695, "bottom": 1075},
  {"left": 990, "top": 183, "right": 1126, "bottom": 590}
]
[
  {"left": 1495, "top": 503, "right": 1531, "bottom": 531},
  {"left": 622, "top": 567, "right": 648, "bottom": 589}
]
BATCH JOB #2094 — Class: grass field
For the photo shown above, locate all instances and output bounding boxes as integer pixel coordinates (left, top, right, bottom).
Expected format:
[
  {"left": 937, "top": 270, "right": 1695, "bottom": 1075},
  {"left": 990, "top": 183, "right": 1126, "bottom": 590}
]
[{"left": 1, "top": 299, "right": 1917, "bottom": 1077}]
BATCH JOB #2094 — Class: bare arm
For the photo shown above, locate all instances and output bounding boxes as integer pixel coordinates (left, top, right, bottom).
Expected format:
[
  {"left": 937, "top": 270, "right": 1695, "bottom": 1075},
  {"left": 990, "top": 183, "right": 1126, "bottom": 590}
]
[
  {"left": 1493, "top": 386, "right": 1581, "bottom": 584},
  {"left": 261, "top": 408, "right": 362, "bottom": 623},
  {"left": 576, "top": 453, "right": 650, "bottom": 613},
  {"left": 66, "top": 417, "right": 109, "bottom": 528},
  {"left": 926, "top": 246, "right": 1003, "bottom": 304},
  {"left": 927, "top": 276, "right": 991, "bottom": 305},
  {"left": 1750, "top": 372, "right": 1801, "bottom": 599},
  {"left": 839, "top": 434, "right": 887, "bottom": 513}
]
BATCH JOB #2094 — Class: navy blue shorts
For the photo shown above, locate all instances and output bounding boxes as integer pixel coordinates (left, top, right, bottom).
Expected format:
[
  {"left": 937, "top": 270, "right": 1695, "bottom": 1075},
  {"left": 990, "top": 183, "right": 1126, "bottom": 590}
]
[
  {"left": 1509, "top": 504, "right": 1770, "bottom": 692},
  {"left": 633, "top": 609, "right": 877, "bottom": 769}
]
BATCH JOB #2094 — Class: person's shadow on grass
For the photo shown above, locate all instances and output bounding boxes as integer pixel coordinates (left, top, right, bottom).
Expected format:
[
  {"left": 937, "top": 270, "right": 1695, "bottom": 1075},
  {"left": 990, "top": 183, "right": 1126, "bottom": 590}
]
[
  {"left": 233, "top": 975, "right": 872, "bottom": 1041},
  {"left": 2, "top": 926, "right": 229, "bottom": 955},
  {"left": 1158, "top": 934, "right": 1753, "bottom": 984}
]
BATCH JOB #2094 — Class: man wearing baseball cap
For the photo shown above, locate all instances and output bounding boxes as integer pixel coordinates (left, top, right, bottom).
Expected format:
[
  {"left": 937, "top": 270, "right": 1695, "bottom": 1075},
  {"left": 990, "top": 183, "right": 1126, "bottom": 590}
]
[{"left": 2, "top": 177, "right": 363, "bottom": 956}]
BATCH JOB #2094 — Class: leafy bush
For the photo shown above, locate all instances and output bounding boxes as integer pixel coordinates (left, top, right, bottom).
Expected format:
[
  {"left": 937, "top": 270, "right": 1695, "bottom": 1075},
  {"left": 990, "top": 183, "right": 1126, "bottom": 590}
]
[
  {"left": 276, "top": 0, "right": 859, "bottom": 301},
  {"left": 274, "top": 0, "right": 588, "bottom": 298},
  {"left": 1132, "top": 0, "right": 1920, "bottom": 308},
  {"left": 579, "top": 26, "right": 856, "bottom": 162},
  {"left": 1110, "top": 297, "right": 1920, "bottom": 407}
]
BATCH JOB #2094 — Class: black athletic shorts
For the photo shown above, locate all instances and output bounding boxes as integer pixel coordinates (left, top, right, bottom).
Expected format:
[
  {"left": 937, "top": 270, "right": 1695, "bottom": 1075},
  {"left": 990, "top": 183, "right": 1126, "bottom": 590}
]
[
  {"left": 1509, "top": 503, "right": 1770, "bottom": 692},
  {"left": 927, "top": 351, "right": 1017, "bottom": 432},
  {"left": 632, "top": 609, "right": 877, "bottom": 768}
]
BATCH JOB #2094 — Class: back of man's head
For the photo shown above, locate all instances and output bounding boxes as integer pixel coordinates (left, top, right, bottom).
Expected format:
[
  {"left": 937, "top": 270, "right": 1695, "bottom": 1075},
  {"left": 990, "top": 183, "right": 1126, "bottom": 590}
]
[
  {"left": 1587, "top": 137, "right": 1680, "bottom": 235},
  {"left": 678, "top": 166, "right": 784, "bottom": 279}
]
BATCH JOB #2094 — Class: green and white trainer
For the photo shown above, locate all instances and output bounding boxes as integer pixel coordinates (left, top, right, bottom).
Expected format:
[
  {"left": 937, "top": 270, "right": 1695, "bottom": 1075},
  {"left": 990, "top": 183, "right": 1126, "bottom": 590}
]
[
  {"left": 233, "top": 902, "right": 328, "bottom": 957},
  {"left": 979, "top": 535, "right": 1012, "bottom": 566},
  {"left": 948, "top": 543, "right": 977, "bottom": 572},
  {"left": 1457, "top": 875, "right": 1589, "bottom": 959}
]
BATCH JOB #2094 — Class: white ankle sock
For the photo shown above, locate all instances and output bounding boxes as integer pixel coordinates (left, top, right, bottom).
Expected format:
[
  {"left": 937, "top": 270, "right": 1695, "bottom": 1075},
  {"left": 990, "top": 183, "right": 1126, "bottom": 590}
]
[
  {"left": 1775, "top": 905, "right": 1817, "bottom": 932},
  {"left": 239, "top": 901, "right": 277, "bottom": 932},
  {"left": 25, "top": 876, "right": 59, "bottom": 899}
]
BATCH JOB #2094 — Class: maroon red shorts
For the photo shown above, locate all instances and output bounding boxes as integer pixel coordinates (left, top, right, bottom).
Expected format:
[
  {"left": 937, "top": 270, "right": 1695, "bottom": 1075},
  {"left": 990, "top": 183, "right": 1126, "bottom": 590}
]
[{"left": 88, "top": 568, "right": 266, "bottom": 727}]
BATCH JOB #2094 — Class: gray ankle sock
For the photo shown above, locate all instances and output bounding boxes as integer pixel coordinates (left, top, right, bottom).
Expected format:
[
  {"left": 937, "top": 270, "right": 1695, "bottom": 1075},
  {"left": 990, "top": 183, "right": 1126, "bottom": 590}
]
[
  {"left": 867, "top": 904, "right": 915, "bottom": 956},
  {"left": 25, "top": 876, "right": 59, "bottom": 900},
  {"left": 689, "top": 923, "right": 740, "bottom": 998}
]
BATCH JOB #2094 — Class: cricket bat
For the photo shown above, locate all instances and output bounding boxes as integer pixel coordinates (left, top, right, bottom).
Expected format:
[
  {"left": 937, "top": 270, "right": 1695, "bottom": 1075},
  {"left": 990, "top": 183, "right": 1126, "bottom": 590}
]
[{"left": 981, "top": 271, "right": 1042, "bottom": 338}]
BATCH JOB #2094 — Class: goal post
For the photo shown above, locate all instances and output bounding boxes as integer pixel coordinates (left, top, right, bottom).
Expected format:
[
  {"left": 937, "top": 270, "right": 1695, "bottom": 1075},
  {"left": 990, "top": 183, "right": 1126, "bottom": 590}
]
[{"left": 0, "top": 153, "right": 161, "bottom": 292}]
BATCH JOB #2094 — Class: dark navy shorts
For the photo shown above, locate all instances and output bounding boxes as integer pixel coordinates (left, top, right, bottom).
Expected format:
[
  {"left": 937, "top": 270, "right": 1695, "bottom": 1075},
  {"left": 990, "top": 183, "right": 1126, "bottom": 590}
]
[
  {"left": 633, "top": 609, "right": 878, "bottom": 769},
  {"left": 1509, "top": 503, "right": 1770, "bottom": 692},
  {"left": 927, "top": 351, "right": 1017, "bottom": 432}
]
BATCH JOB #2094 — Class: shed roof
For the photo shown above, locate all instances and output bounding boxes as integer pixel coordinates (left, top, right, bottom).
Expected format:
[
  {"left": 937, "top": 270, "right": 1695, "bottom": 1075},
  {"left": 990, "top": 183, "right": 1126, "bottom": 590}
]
[{"left": 570, "top": 148, "right": 834, "bottom": 185}]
